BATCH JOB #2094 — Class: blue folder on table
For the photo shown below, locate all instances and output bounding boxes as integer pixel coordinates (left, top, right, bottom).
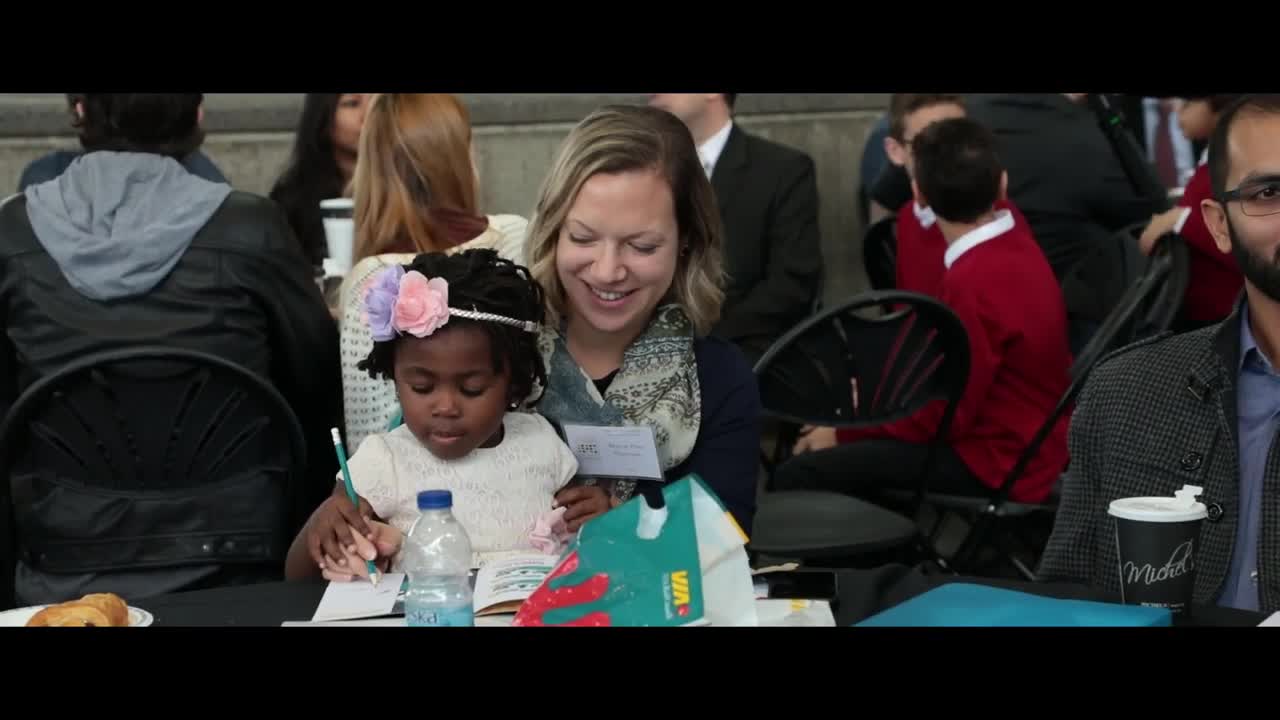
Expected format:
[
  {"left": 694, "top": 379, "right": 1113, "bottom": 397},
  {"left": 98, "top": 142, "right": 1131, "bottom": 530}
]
[{"left": 856, "top": 583, "right": 1172, "bottom": 627}]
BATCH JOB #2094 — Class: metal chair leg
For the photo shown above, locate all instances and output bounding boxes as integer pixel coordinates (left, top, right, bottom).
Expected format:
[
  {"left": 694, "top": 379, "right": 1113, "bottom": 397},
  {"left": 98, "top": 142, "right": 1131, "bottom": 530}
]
[{"left": 952, "top": 510, "right": 1004, "bottom": 574}]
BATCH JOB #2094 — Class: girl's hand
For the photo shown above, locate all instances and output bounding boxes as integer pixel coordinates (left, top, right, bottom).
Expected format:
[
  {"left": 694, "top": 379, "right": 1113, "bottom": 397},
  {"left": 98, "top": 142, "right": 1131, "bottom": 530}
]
[
  {"left": 320, "top": 521, "right": 404, "bottom": 583},
  {"left": 305, "top": 487, "right": 376, "bottom": 570},
  {"left": 554, "top": 485, "right": 612, "bottom": 532}
]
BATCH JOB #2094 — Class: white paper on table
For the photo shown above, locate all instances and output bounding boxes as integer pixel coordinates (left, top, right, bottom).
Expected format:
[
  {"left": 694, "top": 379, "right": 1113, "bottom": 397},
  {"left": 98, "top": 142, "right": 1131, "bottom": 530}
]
[
  {"left": 311, "top": 572, "right": 406, "bottom": 622},
  {"left": 285, "top": 617, "right": 405, "bottom": 627},
  {"left": 283, "top": 614, "right": 514, "bottom": 627},
  {"left": 755, "top": 599, "right": 836, "bottom": 627},
  {"left": 1259, "top": 612, "right": 1280, "bottom": 627}
]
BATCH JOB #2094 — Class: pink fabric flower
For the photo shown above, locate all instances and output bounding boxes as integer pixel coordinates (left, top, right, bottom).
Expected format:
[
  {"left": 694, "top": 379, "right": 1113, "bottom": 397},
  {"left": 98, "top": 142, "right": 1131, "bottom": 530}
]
[
  {"left": 529, "top": 506, "right": 571, "bottom": 555},
  {"left": 393, "top": 271, "right": 451, "bottom": 338}
]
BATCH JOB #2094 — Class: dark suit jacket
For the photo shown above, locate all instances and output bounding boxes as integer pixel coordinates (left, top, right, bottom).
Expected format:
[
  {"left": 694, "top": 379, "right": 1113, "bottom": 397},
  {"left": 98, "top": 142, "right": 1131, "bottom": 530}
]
[
  {"left": 966, "top": 94, "right": 1151, "bottom": 282},
  {"left": 1039, "top": 303, "right": 1280, "bottom": 612},
  {"left": 710, "top": 125, "right": 823, "bottom": 359}
]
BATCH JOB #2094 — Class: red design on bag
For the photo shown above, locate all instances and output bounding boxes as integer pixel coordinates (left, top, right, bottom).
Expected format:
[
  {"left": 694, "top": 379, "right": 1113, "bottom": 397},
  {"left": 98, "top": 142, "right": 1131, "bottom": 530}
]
[{"left": 512, "top": 551, "right": 612, "bottom": 627}]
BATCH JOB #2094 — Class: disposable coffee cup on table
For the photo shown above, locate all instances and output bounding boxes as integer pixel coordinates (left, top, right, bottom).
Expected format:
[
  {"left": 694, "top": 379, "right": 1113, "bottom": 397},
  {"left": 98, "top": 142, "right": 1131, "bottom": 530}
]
[
  {"left": 320, "top": 198, "right": 354, "bottom": 279},
  {"left": 1108, "top": 484, "right": 1207, "bottom": 617}
]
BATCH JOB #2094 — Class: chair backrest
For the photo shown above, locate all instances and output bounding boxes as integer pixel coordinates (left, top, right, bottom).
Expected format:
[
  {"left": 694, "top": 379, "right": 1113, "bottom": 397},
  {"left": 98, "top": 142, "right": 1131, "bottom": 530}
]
[
  {"left": 0, "top": 346, "right": 307, "bottom": 609},
  {"left": 1060, "top": 221, "right": 1148, "bottom": 327},
  {"left": 862, "top": 216, "right": 898, "bottom": 291},
  {"left": 754, "top": 291, "right": 970, "bottom": 502},
  {"left": 1071, "top": 231, "right": 1189, "bottom": 383},
  {"left": 755, "top": 289, "right": 969, "bottom": 475},
  {"left": 1132, "top": 231, "right": 1190, "bottom": 338}
]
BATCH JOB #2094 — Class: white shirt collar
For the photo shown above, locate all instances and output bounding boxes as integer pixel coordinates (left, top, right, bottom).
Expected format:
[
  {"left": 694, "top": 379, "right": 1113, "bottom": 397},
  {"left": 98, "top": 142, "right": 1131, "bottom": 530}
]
[
  {"left": 698, "top": 120, "right": 733, "bottom": 178},
  {"left": 912, "top": 201, "right": 936, "bottom": 229},
  {"left": 944, "top": 209, "right": 1016, "bottom": 269}
]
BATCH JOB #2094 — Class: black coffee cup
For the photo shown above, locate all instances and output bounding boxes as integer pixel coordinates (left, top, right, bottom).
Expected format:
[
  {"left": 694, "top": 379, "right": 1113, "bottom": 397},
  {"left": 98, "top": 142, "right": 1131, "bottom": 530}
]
[{"left": 1108, "top": 490, "right": 1206, "bottom": 616}]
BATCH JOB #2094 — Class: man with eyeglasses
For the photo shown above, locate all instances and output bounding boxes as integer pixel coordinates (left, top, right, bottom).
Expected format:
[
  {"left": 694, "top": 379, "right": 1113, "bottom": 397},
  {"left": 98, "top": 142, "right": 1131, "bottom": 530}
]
[{"left": 1041, "top": 95, "right": 1280, "bottom": 613}]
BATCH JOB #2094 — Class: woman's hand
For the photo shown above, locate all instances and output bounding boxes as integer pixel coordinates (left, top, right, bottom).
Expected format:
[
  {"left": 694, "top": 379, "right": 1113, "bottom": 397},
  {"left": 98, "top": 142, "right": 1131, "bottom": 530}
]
[
  {"left": 304, "top": 487, "right": 377, "bottom": 571},
  {"left": 792, "top": 426, "right": 838, "bottom": 455},
  {"left": 320, "top": 521, "right": 404, "bottom": 583},
  {"left": 554, "top": 485, "right": 613, "bottom": 532}
]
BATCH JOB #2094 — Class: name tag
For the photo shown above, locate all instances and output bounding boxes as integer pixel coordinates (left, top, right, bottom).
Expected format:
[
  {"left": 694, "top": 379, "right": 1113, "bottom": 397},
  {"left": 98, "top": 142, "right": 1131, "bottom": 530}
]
[{"left": 562, "top": 424, "right": 663, "bottom": 481}]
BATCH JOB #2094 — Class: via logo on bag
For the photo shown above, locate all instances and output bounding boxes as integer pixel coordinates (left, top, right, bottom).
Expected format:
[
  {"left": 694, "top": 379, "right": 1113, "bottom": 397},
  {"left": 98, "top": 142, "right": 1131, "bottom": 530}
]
[
  {"left": 1123, "top": 540, "right": 1195, "bottom": 586},
  {"left": 665, "top": 570, "right": 692, "bottom": 617}
]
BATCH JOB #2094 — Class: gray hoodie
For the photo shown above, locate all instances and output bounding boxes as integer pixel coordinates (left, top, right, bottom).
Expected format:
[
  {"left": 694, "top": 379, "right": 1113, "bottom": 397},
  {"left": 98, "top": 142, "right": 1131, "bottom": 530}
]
[{"left": 24, "top": 151, "right": 232, "bottom": 302}]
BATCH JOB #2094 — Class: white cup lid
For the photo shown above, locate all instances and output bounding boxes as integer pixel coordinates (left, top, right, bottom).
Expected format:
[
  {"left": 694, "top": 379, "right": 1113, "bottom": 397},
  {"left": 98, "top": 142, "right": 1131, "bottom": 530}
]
[
  {"left": 320, "top": 198, "right": 354, "bottom": 210},
  {"left": 1108, "top": 496, "right": 1207, "bottom": 523}
]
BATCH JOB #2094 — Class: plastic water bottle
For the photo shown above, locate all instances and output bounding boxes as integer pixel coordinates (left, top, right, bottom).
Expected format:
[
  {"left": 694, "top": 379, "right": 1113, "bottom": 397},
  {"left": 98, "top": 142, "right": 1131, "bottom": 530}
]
[{"left": 402, "top": 490, "right": 474, "bottom": 627}]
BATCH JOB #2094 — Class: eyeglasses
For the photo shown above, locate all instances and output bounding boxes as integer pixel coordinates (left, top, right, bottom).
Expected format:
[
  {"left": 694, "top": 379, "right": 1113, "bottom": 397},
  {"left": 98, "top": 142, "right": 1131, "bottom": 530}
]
[{"left": 1220, "top": 180, "right": 1280, "bottom": 217}]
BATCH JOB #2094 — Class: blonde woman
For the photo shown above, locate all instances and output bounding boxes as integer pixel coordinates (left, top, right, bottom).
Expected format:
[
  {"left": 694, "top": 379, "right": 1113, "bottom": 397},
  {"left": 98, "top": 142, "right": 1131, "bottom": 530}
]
[
  {"left": 340, "top": 94, "right": 527, "bottom": 450},
  {"left": 525, "top": 104, "right": 760, "bottom": 534}
]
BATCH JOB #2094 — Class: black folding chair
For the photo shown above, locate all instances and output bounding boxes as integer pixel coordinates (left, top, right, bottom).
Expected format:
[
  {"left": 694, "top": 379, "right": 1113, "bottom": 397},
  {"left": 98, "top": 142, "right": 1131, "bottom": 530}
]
[
  {"left": 0, "top": 346, "right": 307, "bottom": 609},
  {"left": 1072, "top": 229, "right": 1189, "bottom": 382},
  {"left": 901, "top": 374, "right": 1083, "bottom": 581},
  {"left": 908, "top": 241, "right": 1188, "bottom": 580},
  {"left": 862, "top": 216, "right": 898, "bottom": 291},
  {"left": 749, "top": 291, "right": 969, "bottom": 566}
]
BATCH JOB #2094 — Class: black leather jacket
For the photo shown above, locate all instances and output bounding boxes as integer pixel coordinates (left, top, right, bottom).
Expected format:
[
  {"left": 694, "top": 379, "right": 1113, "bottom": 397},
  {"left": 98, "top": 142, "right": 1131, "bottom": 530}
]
[{"left": 0, "top": 190, "right": 342, "bottom": 603}]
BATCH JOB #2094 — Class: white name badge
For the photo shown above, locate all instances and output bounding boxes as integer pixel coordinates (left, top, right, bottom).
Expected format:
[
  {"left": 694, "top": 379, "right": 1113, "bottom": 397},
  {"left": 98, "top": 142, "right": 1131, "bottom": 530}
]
[{"left": 562, "top": 424, "right": 663, "bottom": 481}]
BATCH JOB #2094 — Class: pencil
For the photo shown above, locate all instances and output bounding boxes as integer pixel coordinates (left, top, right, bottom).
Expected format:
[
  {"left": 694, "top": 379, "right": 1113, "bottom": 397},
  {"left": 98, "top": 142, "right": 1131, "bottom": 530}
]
[{"left": 330, "top": 427, "right": 381, "bottom": 586}]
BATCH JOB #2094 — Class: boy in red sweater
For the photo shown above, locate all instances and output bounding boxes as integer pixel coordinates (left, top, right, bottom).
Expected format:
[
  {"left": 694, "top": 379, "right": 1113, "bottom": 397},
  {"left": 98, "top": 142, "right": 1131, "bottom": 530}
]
[
  {"left": 885, "top": 94, "right": 1029, "bottom": 299},
  {"left": 778, "top": 117, "right": 1072, "bottom": 504},
  {"left": 1138, "top": 95, "right": 1244, "bottom": 326}
]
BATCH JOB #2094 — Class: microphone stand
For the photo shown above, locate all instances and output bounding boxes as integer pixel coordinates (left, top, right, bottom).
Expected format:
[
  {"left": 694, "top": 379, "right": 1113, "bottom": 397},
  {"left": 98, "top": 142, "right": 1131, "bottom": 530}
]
[
  {"left": 1085, "top": 93, "right": 1174, "bottom": 214},
  {"left": 1083, "top": 93, "right": 1188, "bottom": 337}
]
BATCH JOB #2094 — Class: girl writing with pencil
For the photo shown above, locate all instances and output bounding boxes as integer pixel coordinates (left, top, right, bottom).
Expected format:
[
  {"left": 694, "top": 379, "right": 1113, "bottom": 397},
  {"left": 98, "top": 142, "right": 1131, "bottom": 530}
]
[{"left": 285, "top": 249, "right": 587, "bottom": 581}]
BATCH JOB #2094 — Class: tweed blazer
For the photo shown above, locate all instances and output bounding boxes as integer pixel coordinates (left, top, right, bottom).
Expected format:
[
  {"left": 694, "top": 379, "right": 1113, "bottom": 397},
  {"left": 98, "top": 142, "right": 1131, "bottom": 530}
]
[{"left": 1039, "top": 302, "right": 1280, "bottom": 612}]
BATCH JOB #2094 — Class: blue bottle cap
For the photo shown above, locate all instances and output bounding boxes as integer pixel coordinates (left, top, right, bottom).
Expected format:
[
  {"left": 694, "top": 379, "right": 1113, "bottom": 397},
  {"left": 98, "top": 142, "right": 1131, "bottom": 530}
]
[{"left": 417, "top": 490, "right": 453, "bottom": 510}]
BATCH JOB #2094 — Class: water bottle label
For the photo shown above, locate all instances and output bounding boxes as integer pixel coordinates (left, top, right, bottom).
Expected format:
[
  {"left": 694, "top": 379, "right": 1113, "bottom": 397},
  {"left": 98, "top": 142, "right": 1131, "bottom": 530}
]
[{"left": 406, "top": 602, "right": 474, "bottom": 627}]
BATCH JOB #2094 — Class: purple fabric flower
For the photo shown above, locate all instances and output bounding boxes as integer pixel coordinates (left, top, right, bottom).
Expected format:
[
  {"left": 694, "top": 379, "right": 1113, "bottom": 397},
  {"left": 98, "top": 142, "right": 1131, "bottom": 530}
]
[{"left": 363, "top": 265, "right": 406, "bottom": 342}]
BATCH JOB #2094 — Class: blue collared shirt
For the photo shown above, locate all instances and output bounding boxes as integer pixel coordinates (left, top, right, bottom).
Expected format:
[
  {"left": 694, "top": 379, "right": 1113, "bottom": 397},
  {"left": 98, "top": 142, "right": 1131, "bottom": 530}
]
[{"left": 1221, "top": 304, "right": 1278, "bottom": 611}]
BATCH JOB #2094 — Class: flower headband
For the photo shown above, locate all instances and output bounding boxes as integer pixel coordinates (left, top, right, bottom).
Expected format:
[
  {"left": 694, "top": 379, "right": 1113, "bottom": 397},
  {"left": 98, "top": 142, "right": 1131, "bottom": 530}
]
[{"left": 363, "top": 265, "right": 539, "bottom": 342}]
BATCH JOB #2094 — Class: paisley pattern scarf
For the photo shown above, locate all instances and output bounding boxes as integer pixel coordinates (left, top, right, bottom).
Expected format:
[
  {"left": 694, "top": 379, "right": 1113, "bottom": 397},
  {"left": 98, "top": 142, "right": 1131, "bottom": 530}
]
[{"left": 536, "top": 305, "right": 701, "bottom": 503}]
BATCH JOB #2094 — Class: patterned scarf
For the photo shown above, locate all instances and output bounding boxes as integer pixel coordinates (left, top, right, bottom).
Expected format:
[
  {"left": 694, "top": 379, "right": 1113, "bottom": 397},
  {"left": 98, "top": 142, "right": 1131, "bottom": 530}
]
[{"left": 536, "top": 305, "right": 702, "bottom": 502}]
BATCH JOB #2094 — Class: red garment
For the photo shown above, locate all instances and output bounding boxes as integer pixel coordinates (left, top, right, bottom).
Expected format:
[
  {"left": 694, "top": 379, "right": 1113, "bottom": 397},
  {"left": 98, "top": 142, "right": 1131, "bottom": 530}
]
[
  {"left": 382, "top": 207, "right": 490, "bottom": 255},
  {"left": 894, "top": 199, "right": 1028, "bottom": 299},
  {"left": 840, "top": 214, "right": 1072, "bottom": 503},
  {"left": 1176, "top": 164, "right": 1242, "bottom": 323}
]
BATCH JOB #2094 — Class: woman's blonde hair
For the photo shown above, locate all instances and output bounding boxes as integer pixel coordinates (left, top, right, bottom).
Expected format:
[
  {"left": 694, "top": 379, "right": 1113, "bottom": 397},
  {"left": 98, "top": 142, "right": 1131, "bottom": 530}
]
[
  {"left": 525, "top": 105, "right": 726, "bottom": 336},
  {"left": 351, "top": 93, "right": 479, "bottom": 262}
]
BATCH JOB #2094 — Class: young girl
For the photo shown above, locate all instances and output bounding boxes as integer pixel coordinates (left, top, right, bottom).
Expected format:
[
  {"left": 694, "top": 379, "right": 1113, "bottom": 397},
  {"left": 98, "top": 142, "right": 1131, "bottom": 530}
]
[{"left": 285, "top": 248, "right": 580, "bottom": 581}]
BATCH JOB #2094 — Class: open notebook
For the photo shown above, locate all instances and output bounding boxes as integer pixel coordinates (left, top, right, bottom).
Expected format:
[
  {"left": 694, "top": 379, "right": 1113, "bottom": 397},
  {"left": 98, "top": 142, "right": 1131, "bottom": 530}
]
[
  {"left": 473, "top": 552, "right": 562, "bottom": 617},
  {"left": 287, "top": 553, "right": 562, "bottom": 626}
]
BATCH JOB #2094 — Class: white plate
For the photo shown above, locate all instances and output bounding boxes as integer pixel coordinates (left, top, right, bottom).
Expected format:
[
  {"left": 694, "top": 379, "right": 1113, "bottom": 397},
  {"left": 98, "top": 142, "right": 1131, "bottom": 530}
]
[{"left": 0, "top": 604, "right": 154, "bottom": 627}]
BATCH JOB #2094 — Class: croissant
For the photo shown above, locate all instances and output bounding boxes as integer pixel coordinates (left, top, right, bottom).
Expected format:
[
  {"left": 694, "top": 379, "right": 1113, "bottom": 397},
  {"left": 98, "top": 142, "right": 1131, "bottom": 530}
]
[
  {"left": 78, "top": 594, "right": 130, "bottom": 627},
  {"left": 26, "top": 593, "right": 130, "bottom": 627}
]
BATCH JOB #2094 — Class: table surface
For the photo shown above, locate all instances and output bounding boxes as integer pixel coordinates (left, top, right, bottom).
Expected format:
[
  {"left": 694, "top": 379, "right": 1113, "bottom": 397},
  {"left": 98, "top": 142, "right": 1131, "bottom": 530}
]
[{"left": 136, "top": 566, "right": 1267, "bottom": 627}]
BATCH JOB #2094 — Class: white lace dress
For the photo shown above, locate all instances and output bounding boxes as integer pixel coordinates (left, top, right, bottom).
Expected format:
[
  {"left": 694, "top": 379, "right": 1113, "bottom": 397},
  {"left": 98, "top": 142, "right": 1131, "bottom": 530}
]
[
  {"left": 348, "top": 412, "right": 577, "bottom": 566},
  {"left": 339, "top": 214, "right": 529, "bottom": 453}
]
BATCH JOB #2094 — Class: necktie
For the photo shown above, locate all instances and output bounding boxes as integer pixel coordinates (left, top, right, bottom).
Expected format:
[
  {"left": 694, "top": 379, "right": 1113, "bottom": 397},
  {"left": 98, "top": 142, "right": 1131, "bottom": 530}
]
[{"left": 1153, "top": 106, "right": 1178, "bottom": 188}]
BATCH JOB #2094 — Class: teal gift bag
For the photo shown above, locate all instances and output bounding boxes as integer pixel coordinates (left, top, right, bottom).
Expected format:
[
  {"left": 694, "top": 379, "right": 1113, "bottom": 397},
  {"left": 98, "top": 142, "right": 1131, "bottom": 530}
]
[
  {"left": 856, "top": 583, "right": 1172, "bottom": 627},
  {"left": 512, "top": 475, "right": 755, "bottom": 627}
]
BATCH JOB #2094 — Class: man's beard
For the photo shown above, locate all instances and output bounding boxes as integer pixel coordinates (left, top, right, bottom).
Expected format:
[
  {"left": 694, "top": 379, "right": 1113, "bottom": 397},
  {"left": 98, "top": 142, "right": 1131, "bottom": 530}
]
[{"left": 1228, "top": 216, "right": 1280, "bottom": 303}]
